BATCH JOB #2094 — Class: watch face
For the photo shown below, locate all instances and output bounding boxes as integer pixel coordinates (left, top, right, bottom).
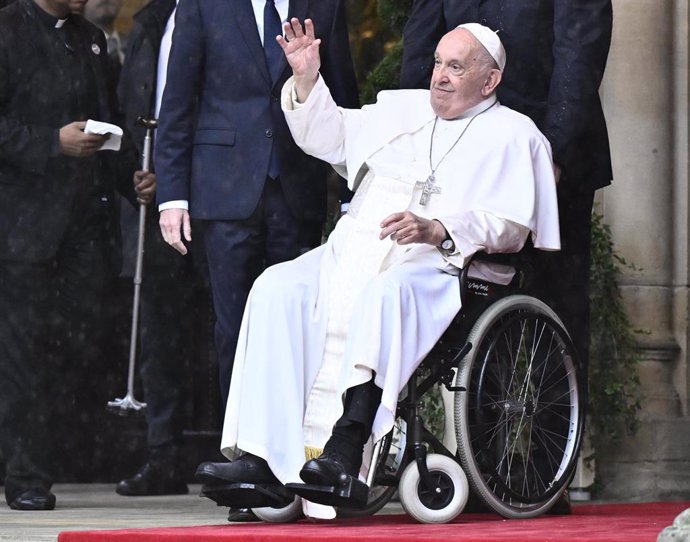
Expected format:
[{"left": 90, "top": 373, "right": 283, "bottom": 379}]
[{"left": 442, "top": 239, "right": 454, "bottom": 250}]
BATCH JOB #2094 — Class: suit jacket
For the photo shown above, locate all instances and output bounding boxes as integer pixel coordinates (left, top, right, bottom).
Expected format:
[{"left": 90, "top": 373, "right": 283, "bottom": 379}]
[
  {"left": 0, "top": 0, "right": 117, "bottom": 262},
  {"left": 154, "top": 0, "right": 359, "bottom": 223},
  {"left": 117, "top": 0, "right": 176, "bottom": 159},
  {"left": 400, "top": 0, "right": 613, "bottom": 192}
]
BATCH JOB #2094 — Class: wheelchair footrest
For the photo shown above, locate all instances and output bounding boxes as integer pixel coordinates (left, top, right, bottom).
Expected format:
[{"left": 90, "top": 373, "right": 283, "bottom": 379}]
[
  {"left": 201, "top": 482, "right": 294, "bottom": 509},
  {"left": 285, "top": 476, "right": 369, "bottom": 509}
]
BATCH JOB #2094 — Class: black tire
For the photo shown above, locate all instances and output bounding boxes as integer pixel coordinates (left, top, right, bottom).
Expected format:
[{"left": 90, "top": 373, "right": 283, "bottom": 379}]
[{"left": 455, "top": 295, "right": 583, "bottom": 518}]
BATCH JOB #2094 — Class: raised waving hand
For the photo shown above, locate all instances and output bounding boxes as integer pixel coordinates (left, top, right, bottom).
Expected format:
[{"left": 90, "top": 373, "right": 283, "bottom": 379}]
[{"left": 276, "top": 18, "right": 321, "bottom": 102}]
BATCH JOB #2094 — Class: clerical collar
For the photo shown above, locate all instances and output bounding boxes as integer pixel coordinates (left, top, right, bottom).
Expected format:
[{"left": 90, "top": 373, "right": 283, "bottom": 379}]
[
  {"left": 450, "top": 96, "right": 499, "bottom": 121},
  {"left": 31, "top": 0, "right": 69, "bottom": 29}
]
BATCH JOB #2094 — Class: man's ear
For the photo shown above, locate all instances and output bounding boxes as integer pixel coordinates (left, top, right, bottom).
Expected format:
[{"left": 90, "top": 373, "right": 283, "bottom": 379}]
[{"left": 482, "top": 69, "right": 502, "bottom": 97}]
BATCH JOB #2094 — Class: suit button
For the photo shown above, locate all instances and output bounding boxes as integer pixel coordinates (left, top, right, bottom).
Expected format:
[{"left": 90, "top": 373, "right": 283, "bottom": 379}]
[
  {"left": 265, "top": 129, "right": 273, "bottom": 138},
  {"left": 272, "top": 96, "right": 279, "bottom": 103}
]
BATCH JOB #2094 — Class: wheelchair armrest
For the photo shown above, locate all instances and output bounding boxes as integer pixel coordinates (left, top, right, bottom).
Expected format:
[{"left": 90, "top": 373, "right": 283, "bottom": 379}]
[{"left": 458, "top": 249, "right": 535, "bottom": 306}]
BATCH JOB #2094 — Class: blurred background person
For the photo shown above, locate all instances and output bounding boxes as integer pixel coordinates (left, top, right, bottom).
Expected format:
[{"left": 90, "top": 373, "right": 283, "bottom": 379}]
[{"left": 84, "top": 0, "right": 126, "bottom": 67}]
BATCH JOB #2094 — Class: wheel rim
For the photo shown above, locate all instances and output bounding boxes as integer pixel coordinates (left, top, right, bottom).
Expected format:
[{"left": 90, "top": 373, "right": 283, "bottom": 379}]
[{"left": 417, "top": 471, "right": 455, "bottom": 510}]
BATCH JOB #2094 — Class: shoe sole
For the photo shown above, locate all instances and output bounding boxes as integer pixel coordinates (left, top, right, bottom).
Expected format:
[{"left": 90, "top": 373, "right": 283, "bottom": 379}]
[{"left": 9, "top": 498, "right": 56, "bottom": 511}]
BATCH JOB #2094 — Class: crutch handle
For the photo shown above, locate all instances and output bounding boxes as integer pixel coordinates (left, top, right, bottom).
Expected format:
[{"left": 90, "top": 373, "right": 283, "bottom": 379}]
[{"left": 135, "top": 116, "right": 158, "bottom": 130}]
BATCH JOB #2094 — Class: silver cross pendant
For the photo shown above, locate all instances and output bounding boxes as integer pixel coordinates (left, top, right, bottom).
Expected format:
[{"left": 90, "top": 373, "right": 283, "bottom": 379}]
[{"left": 415, "top": 174, "right": 442, "bottom": 206}]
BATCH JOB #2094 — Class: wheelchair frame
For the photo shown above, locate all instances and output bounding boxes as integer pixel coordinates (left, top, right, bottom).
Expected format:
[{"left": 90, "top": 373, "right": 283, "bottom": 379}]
[{"left": 347, "top": 251, "right": 584, "bottom": 522}]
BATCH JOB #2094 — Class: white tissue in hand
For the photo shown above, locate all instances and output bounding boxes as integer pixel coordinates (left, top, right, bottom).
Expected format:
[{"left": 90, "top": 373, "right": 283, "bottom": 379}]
[{"left": 84, "top": 119, "right": 123, "bottom": 151}]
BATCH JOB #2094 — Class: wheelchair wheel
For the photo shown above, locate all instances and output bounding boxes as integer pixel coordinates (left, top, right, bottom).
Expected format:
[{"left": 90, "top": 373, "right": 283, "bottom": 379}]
[
  {"left": 252, "top": 494, "right": 303, "bottom": 523},
  {"left": 338, "top": 418, "right": 408, "bottom": 518},
  {"left": 398, "top": 453, "right": 469, "bottom": 524},
  {"left": 454, "top": 295, "right": 582, "bottom": 519}
]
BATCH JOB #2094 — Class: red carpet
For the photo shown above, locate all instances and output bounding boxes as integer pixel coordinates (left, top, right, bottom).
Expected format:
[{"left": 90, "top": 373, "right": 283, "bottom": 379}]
[{"left": 58, "top": 502, "right": 688, "bottom": 542}]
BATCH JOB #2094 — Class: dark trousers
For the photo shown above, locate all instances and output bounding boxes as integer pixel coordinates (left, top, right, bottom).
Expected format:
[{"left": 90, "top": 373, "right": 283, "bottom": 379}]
[
  {"left": 202, "top": 179, "right": 322, "bottom": 408},
  {"left": 533, "top": 181, "right": 595, "bottom": 400},
  {"left": 0, "top": 192, "right": 108, "bottom": 502}
]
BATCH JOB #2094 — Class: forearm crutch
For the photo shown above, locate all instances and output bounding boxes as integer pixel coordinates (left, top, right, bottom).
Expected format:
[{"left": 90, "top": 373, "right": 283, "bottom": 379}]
[{"left": 107, "top": 116, "right": 158, "bottom": 416}]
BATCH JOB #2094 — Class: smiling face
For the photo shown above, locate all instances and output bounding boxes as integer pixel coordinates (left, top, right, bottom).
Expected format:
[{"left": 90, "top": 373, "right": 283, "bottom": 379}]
[{"left": 429, "top": 28, "right": 502, "bottom": 120}]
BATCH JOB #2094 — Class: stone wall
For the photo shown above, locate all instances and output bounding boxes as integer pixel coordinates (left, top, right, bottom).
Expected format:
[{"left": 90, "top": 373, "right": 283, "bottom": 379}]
[{"left": 596, "top": 0, "right": 690, "bottom": 500}]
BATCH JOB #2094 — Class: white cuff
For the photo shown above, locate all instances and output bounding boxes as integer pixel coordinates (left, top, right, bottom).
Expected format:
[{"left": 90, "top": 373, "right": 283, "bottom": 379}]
[{"left": 158, "top": 200, "right": 188, "bottom": 212}]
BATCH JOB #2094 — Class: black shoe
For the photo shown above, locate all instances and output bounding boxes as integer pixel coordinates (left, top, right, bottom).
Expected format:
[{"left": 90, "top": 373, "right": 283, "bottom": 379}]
[
  {"left": 116, "top": 462, "right": 188, "bottom": 496},
  {"left": 300, "top": 451, "right": 354, "bottom": 486},
  {"left": 195, "top": 455, "right": 280, "bottom": 487},
  {"left": 227, "top": 507, "right": 261, "bottom": 522},
  {"left": 8, "top": 488, "right": 56, "bottom": 511},
  {"left": 288, "top": 452, "right": 368, "bottom": 509}
]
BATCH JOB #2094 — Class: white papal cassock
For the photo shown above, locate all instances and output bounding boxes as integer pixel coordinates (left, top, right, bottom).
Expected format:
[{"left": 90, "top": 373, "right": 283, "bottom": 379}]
[{"left": 220, "top": 75, "right": 560, "bottom": 518}]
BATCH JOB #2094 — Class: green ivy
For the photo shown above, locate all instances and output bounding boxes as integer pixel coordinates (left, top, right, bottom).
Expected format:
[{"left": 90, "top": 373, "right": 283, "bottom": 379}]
[
  {"left": 359, "top": 40, "right": 403, "bottom": 105},
  {"left": 587, "top": 211, "right": 642, "bottom": 454},
  {"left": 377, "top": 0, "right": 412, "bottom": 34}
]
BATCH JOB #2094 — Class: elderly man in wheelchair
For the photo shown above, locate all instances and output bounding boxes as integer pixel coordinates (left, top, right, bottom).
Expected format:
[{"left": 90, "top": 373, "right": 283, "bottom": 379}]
[{"left": 195, "top": 20, "right": 581, "bottom": 523}]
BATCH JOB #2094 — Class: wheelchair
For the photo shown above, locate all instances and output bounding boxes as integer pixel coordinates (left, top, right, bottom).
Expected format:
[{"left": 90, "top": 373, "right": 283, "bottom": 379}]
[{"left": 252, "top": 251, "right": 584, "bottom": 524}]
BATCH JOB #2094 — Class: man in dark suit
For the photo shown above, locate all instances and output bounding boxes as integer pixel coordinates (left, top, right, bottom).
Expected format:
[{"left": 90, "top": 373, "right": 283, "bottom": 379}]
[
  {"left": 155, "top": 1, "right": 358, "bottom": 410},
  {"left": 400, "top": 0, "right": 613, "bottom": 395},
  {"left": 0, "top": 0, "right": 118, "bottom": 510}
]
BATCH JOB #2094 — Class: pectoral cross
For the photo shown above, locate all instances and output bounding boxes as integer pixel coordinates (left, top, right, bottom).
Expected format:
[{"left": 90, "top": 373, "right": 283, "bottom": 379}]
[{"left": 415, "top": 174, "right": 442, "bottom": 206}]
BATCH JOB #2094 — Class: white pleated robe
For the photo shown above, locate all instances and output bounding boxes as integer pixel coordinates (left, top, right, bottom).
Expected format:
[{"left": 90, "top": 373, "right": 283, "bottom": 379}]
[{"left": 220, "top": 75, "right": 560, "bottom": 518}]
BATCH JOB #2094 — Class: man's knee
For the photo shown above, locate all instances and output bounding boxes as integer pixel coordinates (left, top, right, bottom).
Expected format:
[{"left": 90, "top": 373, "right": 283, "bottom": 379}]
[{"left": 363, "top": 267, "right": 415, "bottom": 304}]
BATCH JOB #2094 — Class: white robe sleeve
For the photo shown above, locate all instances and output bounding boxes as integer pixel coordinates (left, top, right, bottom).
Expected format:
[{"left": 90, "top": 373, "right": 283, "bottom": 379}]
[
  {"left": 281, "top": 74, "right": 364, "bottom": 177},
  {"left": 437, "top": 212, "right": 531, "bottom": 269},
  {"left": 436, "top": 121, "right": 560, "bottom": 268}
]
